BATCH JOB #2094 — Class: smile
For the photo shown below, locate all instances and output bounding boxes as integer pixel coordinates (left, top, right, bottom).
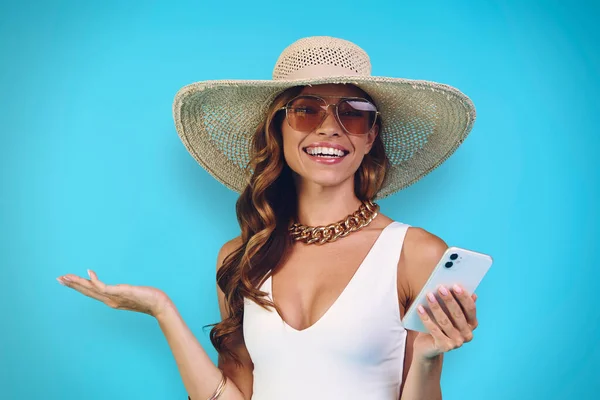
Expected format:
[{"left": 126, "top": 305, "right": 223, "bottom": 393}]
[
  {"left": 302, "top": 146, "right": 349, "bottom": 158},
  {"left": 302, "top": 144, "right": 350, "bottom": 165}
]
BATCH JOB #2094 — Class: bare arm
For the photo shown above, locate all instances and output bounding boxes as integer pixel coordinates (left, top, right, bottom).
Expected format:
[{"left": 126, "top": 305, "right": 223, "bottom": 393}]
[
  {"left": 156, "top": 304, "right": 244, "bottom": 399},
  {"left": 156, "top": 237, "right": 253, "bottom": 400},
  {"left": 215, "top": 238, "right": 255, "bottom": 398},
  {"left": 56, "top": 238, "right": 253, "bottom": 398},
  {"left": 398, "top": 227, "right": 447, "bottom": 400}
]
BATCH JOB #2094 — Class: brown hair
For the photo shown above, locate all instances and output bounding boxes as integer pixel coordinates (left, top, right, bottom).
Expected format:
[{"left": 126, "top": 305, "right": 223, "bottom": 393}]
[{"left": 206, "top": 85, "right": 389, "bottom": 366}]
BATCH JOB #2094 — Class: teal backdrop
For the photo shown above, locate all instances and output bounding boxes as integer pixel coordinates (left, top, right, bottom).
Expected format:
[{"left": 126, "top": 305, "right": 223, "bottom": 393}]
[{"left": 1, "top": 0, "right": 598, "bottom": 399}]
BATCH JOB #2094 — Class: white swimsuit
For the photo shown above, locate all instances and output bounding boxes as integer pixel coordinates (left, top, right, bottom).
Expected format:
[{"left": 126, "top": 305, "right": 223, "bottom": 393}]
[{"left": 243, "top": 221, "right": 410, "bottom": 400}]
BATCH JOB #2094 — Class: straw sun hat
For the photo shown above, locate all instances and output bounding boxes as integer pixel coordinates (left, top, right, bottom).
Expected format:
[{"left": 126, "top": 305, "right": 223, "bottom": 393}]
[{"left": 172, "top": 36, "right": 476, "bottom": 199}]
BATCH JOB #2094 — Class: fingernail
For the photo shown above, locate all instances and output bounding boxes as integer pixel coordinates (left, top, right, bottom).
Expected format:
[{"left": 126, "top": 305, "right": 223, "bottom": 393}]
[
  {"left": 427, "top": 292, "right": 437, "bottom": 303},
  {"left": 87, "top": 269, "right": 91, "bottom": 278},
  {"left": 438, "top": 286, "right": 449, "bottom": 296},
  {"left": 453, "top": 284, "right": 463, "bottom": 294},
  {"left": 62, "top": 276, "right": 72, "bottom": 282},
  {"left": 418, "top": 305, "right": 426, "bottom": 314},
  {"left": 57, "top": 278, "right": 65, "bottom": 286}
]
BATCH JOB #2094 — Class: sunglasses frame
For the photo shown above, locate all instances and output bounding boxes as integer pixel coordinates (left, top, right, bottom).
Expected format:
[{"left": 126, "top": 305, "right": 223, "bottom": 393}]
[{"left": 278, "top": 95, "right": 380, "bottom": 136}]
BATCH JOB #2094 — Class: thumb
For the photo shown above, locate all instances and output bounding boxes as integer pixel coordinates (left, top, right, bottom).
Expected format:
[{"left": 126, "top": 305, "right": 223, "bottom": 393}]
[
  {"left": 88, "top": 269, "right": 99, "bottom": 281},
  {"left": 87, "top": 269, "right": 109, "bottom": 291}
]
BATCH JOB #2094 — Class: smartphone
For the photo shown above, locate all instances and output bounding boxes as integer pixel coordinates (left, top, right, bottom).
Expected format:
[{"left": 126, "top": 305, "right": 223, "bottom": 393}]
[{"left": 401, "top": 246, "right": 493, "bottom": 333}]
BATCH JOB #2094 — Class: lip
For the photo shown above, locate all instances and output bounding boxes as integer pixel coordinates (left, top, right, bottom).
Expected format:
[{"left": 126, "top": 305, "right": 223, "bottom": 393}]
[
  {"left": 302, "top": 141, "right": 350, "bottom": 165},
  {"left": 304, "top": 152, "right": 347, "bottom": 165}
]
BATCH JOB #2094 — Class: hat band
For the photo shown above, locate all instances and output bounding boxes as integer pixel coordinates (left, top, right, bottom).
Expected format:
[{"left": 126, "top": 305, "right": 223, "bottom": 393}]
[{"left": 278, "top": 64, "right": 365, "bottom": 80}]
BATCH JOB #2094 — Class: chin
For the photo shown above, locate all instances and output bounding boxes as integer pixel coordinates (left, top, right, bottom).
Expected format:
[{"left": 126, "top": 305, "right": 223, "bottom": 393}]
[
  {"left": 301, "top": 170, "right": 355, "bottom": 189},
  {"left": 286, "top": 155, "right": 360, "bottom": 189}
]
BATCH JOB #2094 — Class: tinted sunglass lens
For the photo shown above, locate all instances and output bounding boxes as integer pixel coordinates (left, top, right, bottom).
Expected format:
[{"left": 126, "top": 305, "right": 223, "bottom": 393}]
[
  {"left": 338, "top": 99, "right": 377, "bottom": 135},
  {"left": 286, "top": 97, "right": 326, "bottom": 132}
]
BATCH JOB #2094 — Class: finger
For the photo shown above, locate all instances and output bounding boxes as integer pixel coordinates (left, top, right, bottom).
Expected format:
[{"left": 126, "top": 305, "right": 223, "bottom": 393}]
[
  {"left": 416, "top": 304, "right": 448, "bottom": 342},
  {"left": 452, "top": 285, "right": 478, "bottom": 330},
  {"left": 472, "top": 293, "right": 478, "bottom": 302},
  {"left": 425, "top": 291, "right": 461, "bottom": 340},
  {"left": 88, "top": 269, "right": 98, "bottom": 281},
  {"left": 437, "top": 285, "right": 474, "bottom": 342},
  {"left": 59, "top": 275, "right": 111, "bottom": 303},
  {"left": 76, "top": 272, "right": 128, "bottom": 305},
  {"left": 87, "top": 269, "right": 108, "bottom": 290}
]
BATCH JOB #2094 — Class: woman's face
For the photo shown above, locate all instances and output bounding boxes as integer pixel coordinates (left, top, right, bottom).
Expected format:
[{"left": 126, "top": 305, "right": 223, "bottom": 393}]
[{"left": 280, "top": 84, "right": 379, "bottom": 192}]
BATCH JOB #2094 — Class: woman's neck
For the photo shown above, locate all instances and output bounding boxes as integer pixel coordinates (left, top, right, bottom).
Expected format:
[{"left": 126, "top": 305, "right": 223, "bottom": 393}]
[{"left": 295, "top": 184, "right": 363, "bottom": 227}]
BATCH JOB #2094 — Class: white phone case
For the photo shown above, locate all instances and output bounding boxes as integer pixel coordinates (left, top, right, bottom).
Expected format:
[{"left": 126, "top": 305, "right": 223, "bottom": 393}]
[{"left": 401, "top": 246, "right": 493, "bottom": 333}]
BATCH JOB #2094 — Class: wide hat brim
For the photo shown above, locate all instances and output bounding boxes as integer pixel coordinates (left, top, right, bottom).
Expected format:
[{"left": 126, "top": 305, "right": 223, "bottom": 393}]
[{"left": 172, "top": 75, "right": 476, "bottom": 200}]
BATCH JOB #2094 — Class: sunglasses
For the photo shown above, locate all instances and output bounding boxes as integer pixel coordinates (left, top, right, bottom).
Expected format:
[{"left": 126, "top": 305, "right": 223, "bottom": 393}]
[{"left": 279, "top": 95, "right": 380, "bottom": 135}]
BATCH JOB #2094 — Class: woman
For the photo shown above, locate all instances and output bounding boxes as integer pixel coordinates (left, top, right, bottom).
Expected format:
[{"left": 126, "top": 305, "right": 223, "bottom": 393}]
[{"left": 57, "top": 37, "right": 480, "bottom": 400}]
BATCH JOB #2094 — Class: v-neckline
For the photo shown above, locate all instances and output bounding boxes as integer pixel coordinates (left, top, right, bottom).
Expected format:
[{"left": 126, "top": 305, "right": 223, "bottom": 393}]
[{"left": 268, "top": 221, "right": 396, "bottom": 333}]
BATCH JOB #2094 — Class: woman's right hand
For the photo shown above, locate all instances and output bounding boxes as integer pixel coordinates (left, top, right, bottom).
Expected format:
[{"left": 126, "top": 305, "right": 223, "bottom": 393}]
[{"left": 57, "top": 270, "right": 171, "bottom": 318}]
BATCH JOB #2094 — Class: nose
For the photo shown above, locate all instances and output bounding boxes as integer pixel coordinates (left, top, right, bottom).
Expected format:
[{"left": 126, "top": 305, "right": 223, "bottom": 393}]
[{"left": 316, "top": 105, "right": 342, "bottom": 137}]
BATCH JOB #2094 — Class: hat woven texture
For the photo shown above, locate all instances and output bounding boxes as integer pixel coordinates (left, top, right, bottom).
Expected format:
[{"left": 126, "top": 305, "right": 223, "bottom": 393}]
[{"left": 173, "top": 36, "right": 476, "bottom": 199}]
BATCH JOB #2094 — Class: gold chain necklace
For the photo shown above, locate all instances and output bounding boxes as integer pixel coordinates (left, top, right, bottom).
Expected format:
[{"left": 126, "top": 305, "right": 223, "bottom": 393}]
[{"left": 289, "top": 200, "right": 379, "bottom": 245}]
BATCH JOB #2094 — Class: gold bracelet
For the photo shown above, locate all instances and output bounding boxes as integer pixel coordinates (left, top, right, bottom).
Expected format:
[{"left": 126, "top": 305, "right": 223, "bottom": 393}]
[
  {"left": 207, "top": 369, "right": 227, "bottom": 400},
  {"left": 186, "top": 370, "right": 227, "bottom": 400}
]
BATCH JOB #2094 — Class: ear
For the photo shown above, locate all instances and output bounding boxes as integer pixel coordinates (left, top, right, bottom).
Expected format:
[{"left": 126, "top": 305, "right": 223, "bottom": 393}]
[{"left": 364, "top": 124, "right": 379, "bottom": 154}]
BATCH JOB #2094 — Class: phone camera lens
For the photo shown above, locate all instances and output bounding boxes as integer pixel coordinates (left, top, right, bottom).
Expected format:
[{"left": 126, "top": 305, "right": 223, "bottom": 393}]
[
  {"left": 445, "top": 261, "right": 453, "bottom": 268},
  {"left": 450, "top": 253, "right": 458, "bottom": 260}
]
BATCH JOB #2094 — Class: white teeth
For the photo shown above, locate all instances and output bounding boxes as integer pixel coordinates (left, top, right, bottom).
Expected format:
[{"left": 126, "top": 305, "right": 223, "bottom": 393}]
[{"left": 306, "top": 147, "right": 345, "bottom": 157}]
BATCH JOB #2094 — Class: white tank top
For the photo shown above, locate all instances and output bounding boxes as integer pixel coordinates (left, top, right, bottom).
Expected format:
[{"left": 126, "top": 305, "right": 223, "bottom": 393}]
[{"left": 243, "top": 221, "right": 410, "bottom": 400}]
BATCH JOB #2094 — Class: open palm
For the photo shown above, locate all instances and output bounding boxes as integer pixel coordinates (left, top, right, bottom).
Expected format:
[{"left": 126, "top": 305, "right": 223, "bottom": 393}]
[{"left": 57, "top": 270, "right": 169, "bottom": 317}]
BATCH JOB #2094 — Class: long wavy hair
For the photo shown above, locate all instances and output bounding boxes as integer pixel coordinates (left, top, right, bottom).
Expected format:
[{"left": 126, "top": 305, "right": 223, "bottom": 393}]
[{"left": 207, "top": 85, "right": 390, "bottom": 367}]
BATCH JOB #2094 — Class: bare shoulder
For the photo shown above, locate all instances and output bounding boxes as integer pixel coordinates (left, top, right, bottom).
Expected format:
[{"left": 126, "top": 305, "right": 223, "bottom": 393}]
[
  {"left": 404, "top": 227, "right": 448, "bottom": 268},
  {"left": 400, "top": 227, "right": 448, "bottom": 300},
  {"left": 216, "top": 236, "right": 243, "bottom": 317},
  {"left": 216, "top": 236, "right": 244, "bottom": 272}
]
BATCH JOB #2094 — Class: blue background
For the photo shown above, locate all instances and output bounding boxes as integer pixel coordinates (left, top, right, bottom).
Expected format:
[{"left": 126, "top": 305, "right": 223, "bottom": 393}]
[{"left": 1, "top": 0, "right": 598, "bottom": 399}]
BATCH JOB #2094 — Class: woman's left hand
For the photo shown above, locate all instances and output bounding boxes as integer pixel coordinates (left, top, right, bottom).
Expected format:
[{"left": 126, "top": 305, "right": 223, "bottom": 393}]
[{"left": 412, "top": 284, "right": 479, "bottom": 361}]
